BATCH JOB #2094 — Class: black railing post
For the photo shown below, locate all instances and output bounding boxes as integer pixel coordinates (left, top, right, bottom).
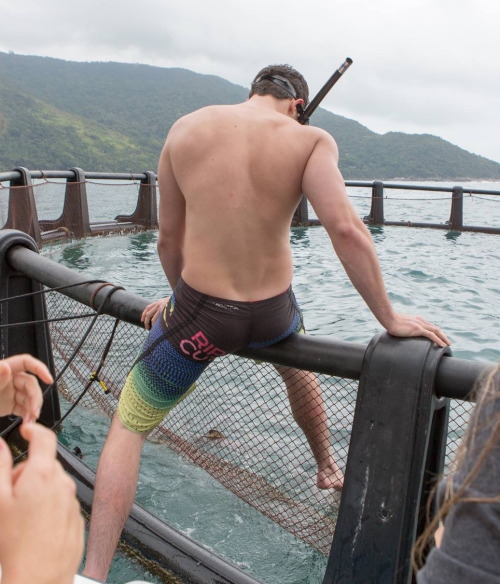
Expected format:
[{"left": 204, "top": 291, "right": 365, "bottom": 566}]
[
  {"left": 0, "top": 229, "right": 60, "bottom": 432},
  {"left": 323, "top": 333, "right": 451, "bottom": 584},
  {"left": 364, "top": 180, "right": 385, "bottom": 225},
  {"left": 63, "top": 167, "right": 91, "bottom": 237},
  {"left": 5, "top": 167, "right": 42, "bottom": 246},
  {"left": 415, "top": 396, "right": 450, "bottom": 557},
  {"left": 292, "top": 195, "right": 309, "bottom": 226},
  {"left": 448, "top": 186, "right": 464, "bottom": 230},
  {"left": 38, "top": 167, "right": 91, "bottom": 238},
  {"left": 115, "top": 171, "right": 158, "bottom": 229}
]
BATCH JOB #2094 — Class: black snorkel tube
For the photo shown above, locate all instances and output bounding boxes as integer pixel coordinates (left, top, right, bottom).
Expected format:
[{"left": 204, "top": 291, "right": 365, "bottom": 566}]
[{"left": 297, "top": 57, "right": 353, "bottom": 125}]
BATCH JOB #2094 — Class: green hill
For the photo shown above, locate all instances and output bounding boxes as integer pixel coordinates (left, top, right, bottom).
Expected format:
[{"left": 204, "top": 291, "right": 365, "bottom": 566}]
[{"left": 1, "top": 51, "right": 500, "bottom": 180}]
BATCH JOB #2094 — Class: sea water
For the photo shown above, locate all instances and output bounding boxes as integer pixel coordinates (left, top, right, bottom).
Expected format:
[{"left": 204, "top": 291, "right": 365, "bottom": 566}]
[{"left": 42, "top": 181, "right": 500, "bottom": 584}]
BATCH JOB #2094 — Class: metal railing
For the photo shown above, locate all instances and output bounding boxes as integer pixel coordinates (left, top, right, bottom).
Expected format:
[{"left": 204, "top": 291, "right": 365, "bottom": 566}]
[
  {"left": 0, "top": 228, "right": 494, "bottom": 584},
  {"left": 296, "top": 181, "right": 500, "bottom": 234},
  {"left": 2, "top": 169, "right": 499, "bottom": 248},
  {"left": 0, "top": 167, "right": 157, "bottom": 246}
]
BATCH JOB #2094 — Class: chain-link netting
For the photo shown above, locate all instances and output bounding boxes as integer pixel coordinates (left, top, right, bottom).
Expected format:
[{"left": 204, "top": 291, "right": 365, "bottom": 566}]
[{"left": 45, "top": 288, "right": 473, "bottom": 556}]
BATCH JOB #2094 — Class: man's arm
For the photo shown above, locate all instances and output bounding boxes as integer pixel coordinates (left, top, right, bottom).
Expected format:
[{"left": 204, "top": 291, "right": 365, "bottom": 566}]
[
  {"left": 142, "top": 139, "right": 186, "bottom": 330},
  {"left": 302, "top": 131, "right": 450, "bottom": 347}
]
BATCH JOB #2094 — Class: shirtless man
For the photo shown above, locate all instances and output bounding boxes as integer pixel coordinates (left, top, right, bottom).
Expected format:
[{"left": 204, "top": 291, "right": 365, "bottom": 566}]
[{"left": 83, "top": 64, "right": 450, "bottom": 581}]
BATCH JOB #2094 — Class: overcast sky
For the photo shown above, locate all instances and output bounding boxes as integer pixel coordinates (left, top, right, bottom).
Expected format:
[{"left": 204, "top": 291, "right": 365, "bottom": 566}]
[{"left": 2, "top": 0, "right": 499, "bottom": 164}]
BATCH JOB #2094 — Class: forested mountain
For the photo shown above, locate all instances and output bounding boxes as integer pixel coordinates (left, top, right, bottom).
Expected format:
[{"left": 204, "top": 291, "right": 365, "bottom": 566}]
[{"left": 1, "top": 51, "right": 499, "bottom": 180}]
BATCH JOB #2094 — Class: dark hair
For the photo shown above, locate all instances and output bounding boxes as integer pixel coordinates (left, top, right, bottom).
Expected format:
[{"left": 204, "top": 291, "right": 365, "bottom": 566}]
[
  {"left": 412, "top": 363, "right": 500, "bottom": 572},
  {"left": 249, "top": 64, "right": 309, "bottom": 106}
]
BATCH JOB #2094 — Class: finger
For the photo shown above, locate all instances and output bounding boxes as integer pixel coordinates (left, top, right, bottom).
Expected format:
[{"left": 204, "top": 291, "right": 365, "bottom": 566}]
[
  {"left": 5, "top": 354, "right": 53, "bottom": 386},
  {"left": 13, "top": 372, "right": 44, "bottom": 423},
  {"left": 420, "top": 329, "right": 447, "bottom": 348},
  {"left": 0, "top": 360, "right": 11, "bottom": 392},
  {"left": 62, "top": 465, "right": 78, "bottom": 496},
  {"left": 406, "top": 316, "right": 452, "bottom": 347},
  {"left": 11, "top": 393, "right": 27, "bottom": 420},
  {"left": 141, "top": 303, "right": 159, "bottom": 328},
  {"left": 11, "top": 460, "right": 27, "bottom": 486},
  {"left": 435, "top": 329, "right": 452, "bottom": 346},
  {"left": 0, "top": 437, "right": 14, "bottom": 498},
  {"left": 52, "top": 459, "right": 78, "bottom": 495},
  {"left": 422, "top": 323, "right": 452, "bottom": 347},
  {"left": 20, "top": 423, "right": 57, "bottom": 465},
  {"left": 151, "top": 308, "right": 161, "bottom": 326}
]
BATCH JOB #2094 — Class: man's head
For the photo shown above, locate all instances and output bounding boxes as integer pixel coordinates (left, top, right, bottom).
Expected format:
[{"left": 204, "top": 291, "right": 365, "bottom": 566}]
[{"left": 249, "top": 64, "right": 309, "bottom": 108}]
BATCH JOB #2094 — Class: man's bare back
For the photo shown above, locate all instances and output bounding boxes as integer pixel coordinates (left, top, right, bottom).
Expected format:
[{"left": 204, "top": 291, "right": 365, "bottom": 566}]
[{"left": 157, "top": 98, "right": 325, "bottom": 301}]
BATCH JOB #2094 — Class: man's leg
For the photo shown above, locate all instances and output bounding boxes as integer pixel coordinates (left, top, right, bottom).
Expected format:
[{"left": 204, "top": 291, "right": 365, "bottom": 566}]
[
  {"left": 276, "top": 365, "right": 344, "bottom": 491},
  {"left": 82, "top": 414, "right": 148, "bottom": 581}
]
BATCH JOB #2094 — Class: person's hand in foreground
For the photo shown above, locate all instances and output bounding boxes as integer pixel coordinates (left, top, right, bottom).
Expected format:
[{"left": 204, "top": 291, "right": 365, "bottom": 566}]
[
  {"left": 0, "top": 423, "right": 84, "bottom": 584},
  {"left": 0, "top": 355, "right": 53, "bottom": 423}
]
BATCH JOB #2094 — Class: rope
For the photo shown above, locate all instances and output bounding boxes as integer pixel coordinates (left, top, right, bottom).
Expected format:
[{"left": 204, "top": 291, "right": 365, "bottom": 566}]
[
  {"left": 0, "top": 313, "right": 99, "bottom": 329},
  {"left": 470, "top": 194, "right": 500, "bottom": 203},
  {"left": 89, "top": 282, "right": 119, "bottom": 310},
  {"left": 0, "top": 279, "right": 120, "bottom": 328},
  {"left": 348, "top": 192, "right": 500, "bottom": 203},
  {"left": 41, "top": 284, "right": 123, "bottom": 401},
  {"left": 1, "top": 282, "right": 124, "bottom": 458},
  {"left": 50, "top": 316, "right": 121, "bottom": 433},
  {"left": 0, "top": 279, "right": 110, "bottom": 304}
]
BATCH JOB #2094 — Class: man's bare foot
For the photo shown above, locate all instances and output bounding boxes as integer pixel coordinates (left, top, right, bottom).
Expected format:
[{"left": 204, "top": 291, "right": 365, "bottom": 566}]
[{"left": 317, "top": 462, "right": 344, "bottom": 491}]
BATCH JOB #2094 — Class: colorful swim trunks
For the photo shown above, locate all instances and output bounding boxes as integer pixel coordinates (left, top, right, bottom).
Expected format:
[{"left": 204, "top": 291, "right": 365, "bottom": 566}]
[{"left": 118, "top": 278, "right": 304, "bottom": 433}]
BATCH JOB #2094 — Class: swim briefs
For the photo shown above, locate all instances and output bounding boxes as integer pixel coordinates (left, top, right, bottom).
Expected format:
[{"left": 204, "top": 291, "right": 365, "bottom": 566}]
[{"left": 118, "top": 277, "right": 304, "bottom": 433}]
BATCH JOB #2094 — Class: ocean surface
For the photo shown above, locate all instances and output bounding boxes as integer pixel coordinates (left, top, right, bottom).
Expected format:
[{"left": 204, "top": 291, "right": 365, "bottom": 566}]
[{"left": 39, "top": 181, "right": 500, "bottom": 584}]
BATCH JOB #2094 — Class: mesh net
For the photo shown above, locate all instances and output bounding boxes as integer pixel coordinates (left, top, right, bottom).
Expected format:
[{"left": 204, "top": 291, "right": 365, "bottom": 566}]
[{"left": 44, "top": 288, "right": 472, "bottom": 556}]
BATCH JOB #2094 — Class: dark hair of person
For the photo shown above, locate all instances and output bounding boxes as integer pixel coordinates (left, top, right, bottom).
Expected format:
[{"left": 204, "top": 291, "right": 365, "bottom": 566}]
[
  {"left": 412, "top": 363, "right": 500, "bottom": 572},
  {"left": 249, "top": 64, "right": 309, "bottom": 106}
]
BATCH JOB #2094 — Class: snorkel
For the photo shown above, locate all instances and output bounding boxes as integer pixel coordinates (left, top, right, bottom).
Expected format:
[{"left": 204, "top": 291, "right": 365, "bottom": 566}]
[
  {"left": 297, "top": 58, "right": 353, "bottom": 125},
  {"left": 252, "top": 58, "right": 353, "bottom": 125}
]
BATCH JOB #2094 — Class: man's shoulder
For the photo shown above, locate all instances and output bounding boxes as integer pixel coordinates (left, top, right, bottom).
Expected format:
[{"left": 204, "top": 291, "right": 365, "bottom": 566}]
[
  {"left": 170, "top": 104, "right": 235, "bottom": 133},
  {"left": 298, "top": 124, "right": 338, "bottom": 153},
  {"left": 179, "top": 104, "right": 235, "bottom": 122},
  {"left": 305, "top": 124, "right": 335, "bottom": 141}
]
